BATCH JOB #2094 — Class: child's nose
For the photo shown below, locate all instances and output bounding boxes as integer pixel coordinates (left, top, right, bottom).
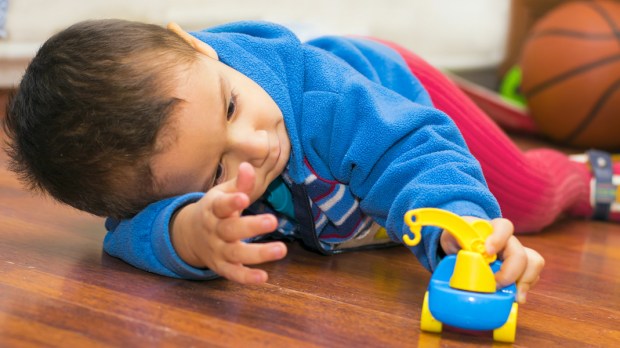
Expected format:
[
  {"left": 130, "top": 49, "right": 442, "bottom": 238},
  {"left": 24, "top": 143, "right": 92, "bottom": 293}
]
[{"left": 230, "top": 129, "right": 269, "bottom": 167}]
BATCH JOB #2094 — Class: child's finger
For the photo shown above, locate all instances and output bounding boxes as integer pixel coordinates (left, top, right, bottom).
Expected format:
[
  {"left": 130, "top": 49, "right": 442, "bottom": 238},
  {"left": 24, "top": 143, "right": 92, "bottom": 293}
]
[
  {"left": 216, "top": 262, "right": 269, "bottom": 284},
  {"left": 216, "top": 214, "right": 278, "bottom": 242},
  {"left": 222, "top": 241, "right": 287, "bottom": 265},
  {"left": 211, "top": 191, "right": 250, "bottom": 218},
  {"left": 439, "top": 231, "right": 461, "bottom": 255},
  {"left": 516, "top": 248, "right": 545, "bottom": 303},
  {"left": 234, "top": 162, "right": 256, "bottom": 195},
  {"left": 485, "top": 218, "right": 514, "bottom": 256},
  {"left": 494, "top": 237, "right": 527, "bottom": 289}
]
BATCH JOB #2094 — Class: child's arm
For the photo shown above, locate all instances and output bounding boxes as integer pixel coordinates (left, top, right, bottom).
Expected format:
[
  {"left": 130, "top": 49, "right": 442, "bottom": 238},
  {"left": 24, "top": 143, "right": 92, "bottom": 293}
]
[
  {"left": 170, "top": 163, "right": 287, "bottom": 284},
  {"left": 440, "top": 217, "right": 544, "bottom": 304},
  {"left": 103, "top": 164, "right": 286, "bottom": 281},
  {"left": 103, "top": 193, "right": 219, "bottom": 279}
]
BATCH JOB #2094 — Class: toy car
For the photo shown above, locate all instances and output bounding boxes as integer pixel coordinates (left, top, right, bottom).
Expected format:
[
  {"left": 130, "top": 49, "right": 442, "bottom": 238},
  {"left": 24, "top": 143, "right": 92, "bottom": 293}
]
[{"left": 403, "top": 208, "right": 518, "bottom": 343}]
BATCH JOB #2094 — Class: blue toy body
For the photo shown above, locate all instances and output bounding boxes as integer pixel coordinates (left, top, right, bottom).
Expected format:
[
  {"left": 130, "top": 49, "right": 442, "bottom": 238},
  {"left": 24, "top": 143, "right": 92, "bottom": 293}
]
[{"left": 428, "top": 255, "right": 517, "bottom": 330}]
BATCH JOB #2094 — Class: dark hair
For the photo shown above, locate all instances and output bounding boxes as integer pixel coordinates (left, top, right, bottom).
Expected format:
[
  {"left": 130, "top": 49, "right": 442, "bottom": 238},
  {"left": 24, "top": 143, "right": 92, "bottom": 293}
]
[{"left": 3, "top": 19, "right": 198, "bottom": 218}]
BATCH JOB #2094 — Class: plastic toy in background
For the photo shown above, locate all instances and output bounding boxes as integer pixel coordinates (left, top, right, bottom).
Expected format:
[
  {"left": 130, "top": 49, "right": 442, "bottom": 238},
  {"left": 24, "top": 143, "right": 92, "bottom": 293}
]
[
  {"left": 403, "top": 208, "right": 518, "bottom": 343},
  {"left": 446, "top": 71, "right": 538, "bottom": 135},
  {"left": 499, "top": 65, "right": 527, "bottom": 108}
]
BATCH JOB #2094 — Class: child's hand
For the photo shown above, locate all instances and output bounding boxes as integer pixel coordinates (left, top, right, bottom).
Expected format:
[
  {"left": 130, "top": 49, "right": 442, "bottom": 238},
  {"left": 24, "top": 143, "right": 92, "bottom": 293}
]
[
  {"left": 440, "top": 217, "right": 544, "bottom": 304},
  {"left": 171, "top": 162, "right": 287, "bottom": 284}
]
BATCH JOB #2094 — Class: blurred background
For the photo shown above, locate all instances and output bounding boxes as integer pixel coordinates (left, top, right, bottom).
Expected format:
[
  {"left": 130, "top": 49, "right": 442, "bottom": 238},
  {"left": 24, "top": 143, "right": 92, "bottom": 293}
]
[{"left": 0, "top": 0, "right": 512, "bottom": 88}]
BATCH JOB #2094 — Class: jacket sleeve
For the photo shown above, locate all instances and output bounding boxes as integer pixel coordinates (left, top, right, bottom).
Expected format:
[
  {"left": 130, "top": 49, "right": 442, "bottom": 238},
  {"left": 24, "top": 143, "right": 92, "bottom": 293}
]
[
  {"left": 301, "top": 38, "right": 501, "bottom": 271},
  {"left": 103, "top": 193, "right": 219, "bottom": 280}
]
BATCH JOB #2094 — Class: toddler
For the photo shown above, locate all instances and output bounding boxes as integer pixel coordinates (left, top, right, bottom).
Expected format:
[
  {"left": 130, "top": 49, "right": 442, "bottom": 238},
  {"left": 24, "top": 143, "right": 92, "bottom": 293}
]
[{"left": 16, "top": 18, "right": 615, "bottom": 303}]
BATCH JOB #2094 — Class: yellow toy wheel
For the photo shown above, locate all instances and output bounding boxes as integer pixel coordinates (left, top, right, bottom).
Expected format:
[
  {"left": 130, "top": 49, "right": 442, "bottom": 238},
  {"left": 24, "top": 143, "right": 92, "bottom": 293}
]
[
  {"left": 420, "top": 291, "right": 442, "bottom": 333},
  {"left": 493, "top": 302, "right": 518, "bottom": 343}
]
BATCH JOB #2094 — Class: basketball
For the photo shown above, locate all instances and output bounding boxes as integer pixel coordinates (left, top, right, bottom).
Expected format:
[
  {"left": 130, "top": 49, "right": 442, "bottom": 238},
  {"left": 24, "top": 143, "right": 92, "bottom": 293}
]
[{"left": 520, "top": 0, "right": 620, "bottom": 150}]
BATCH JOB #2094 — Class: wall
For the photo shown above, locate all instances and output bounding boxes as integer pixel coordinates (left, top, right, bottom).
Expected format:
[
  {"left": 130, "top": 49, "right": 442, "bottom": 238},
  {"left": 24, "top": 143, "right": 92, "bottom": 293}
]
[{"left": 0, "top": 0, "right": 510, "bottom": 87}]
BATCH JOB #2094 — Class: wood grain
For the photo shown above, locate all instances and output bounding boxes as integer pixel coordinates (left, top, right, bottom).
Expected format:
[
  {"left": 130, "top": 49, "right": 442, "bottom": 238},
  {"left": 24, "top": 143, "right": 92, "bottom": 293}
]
[{"left": 0, "top": 90, "right": 618, "bottom": 347}]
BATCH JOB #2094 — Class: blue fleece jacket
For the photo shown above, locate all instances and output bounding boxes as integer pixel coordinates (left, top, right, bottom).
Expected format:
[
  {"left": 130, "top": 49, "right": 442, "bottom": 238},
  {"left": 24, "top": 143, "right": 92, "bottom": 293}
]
[{"left": 103, "top": 21, "right": 501, "bottom": 279}]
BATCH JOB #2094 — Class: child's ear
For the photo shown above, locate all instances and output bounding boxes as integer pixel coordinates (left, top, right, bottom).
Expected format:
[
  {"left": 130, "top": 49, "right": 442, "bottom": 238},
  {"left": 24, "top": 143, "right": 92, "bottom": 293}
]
[{"left": 167, "top": 22, "right": 219, "bottom": 60}]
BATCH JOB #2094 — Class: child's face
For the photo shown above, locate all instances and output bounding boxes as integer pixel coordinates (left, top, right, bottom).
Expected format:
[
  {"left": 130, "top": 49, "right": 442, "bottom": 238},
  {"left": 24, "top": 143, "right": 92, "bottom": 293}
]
[{"left": 151, "top": 44, "right": 291, "bottom": 203}]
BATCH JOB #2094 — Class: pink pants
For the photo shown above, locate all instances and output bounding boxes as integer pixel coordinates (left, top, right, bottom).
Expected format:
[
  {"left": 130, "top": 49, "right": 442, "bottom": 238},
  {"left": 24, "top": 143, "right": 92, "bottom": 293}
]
[{"left": 377, "top": 39, "right": 592, "bottom": 233}]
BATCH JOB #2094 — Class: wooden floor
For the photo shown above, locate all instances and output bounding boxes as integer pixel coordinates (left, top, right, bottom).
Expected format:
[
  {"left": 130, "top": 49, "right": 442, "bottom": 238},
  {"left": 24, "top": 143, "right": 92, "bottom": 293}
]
[{"left": 1, "top": 92, "right": 619, "bottom": 347}]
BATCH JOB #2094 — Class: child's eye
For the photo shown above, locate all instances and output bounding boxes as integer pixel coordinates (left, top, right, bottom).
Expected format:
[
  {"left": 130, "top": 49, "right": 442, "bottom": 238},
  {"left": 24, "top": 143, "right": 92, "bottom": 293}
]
[
  {"left": 226, "top": 92, "right": 237, "bottom": 120},
  {"left": 214, "top": 163, "right": 225, "bottom": 185}
]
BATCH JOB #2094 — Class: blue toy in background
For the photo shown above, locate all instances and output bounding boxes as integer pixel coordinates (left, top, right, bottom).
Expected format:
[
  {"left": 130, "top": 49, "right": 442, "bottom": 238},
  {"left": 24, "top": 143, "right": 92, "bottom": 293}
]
[{"left": 403, "top": 208, "right": 518, "bottom": 343}]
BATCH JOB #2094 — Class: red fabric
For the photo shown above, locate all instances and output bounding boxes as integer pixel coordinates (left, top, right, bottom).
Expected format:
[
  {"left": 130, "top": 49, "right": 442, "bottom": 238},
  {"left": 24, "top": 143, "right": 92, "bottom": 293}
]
[{"left": 373, "top": 38, "right": 592, "bottom": 232}]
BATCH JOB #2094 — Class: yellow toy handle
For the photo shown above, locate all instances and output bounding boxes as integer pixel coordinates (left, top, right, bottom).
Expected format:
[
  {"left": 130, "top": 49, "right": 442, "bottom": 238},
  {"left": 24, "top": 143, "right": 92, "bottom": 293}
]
[{"left": 403, "top": 208, "right": 496, "bottom": 264}]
